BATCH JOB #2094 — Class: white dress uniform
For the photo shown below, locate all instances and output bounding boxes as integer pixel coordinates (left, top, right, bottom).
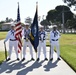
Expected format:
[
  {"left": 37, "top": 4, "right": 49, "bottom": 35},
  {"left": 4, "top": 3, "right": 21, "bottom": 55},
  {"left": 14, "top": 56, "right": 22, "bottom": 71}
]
[
  {"left": 50, "top": 29, "right": 60, "bottom": 59},
  {"left": 4, "top": 24, "right": 19, "bottom": 60},
  {"left": 22, "top": 28, "right": 34, "bottom": 60},
  {"left": 37, "top": 30, "right": 48, "bottom": 60}
]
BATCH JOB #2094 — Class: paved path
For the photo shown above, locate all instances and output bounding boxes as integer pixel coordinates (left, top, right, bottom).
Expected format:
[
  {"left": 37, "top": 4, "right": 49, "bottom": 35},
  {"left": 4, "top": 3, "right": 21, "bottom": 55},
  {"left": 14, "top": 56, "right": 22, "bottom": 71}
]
[
  {"left": 0, "top": 40, "right": 76, "bottom": 75},
  {"left": 0, "top": 40, "right": 9, "bottom": 51}
]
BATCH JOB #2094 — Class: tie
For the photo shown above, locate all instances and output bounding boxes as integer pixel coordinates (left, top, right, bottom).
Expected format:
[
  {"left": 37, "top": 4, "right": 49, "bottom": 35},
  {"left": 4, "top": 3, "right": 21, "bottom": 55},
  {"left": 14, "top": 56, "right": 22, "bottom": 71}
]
[
  {"left": 54, "top": 31, "right": 56, "bottom": 37},
  {"left": 11, "top": 30, "right": 14, "bottom": 36},
  {"left": 13, "top": 32, "right": 14, "bottom": 36}
]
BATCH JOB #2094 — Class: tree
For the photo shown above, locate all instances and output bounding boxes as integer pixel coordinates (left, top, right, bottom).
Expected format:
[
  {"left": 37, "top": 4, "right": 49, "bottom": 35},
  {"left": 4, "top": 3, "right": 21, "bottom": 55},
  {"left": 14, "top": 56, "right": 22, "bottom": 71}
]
[
  {"left": 56, "top": 5, "right": 73, "bottom": 28},
  {"left": 0, "top": 21, "right": 5, "bottom": 30},
  {"left": 40, "top": 19, "right": 50, "bottom": 29},
  {"left": 25, "top": 17, "right": 32, "bottom": 25},
  {"left": 63, "top": 0, "right": 76, "bottom": 7},
  {"left": 5, "top": 17, "right": 13, "bottom": 22},
  {"left": 46, "top": 10, "right": 59, "bottom": 23},
  {"left": 46, "top": 5, "right": 73, "bottom": 33},
  {"left": 47, "top": 5, "right": 73, "bottom": 23}
]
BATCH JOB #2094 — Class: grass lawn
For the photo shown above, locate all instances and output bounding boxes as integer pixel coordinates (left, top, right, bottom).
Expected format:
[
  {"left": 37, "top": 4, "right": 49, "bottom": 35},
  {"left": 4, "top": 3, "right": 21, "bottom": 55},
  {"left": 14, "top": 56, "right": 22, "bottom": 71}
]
[
  {"left": 46, "top": 34, "right": 76, "bottom": 72},
  {"left": 0, "top": 51, "right": 5, "bottom": 65},
  {"left": 0, "top": 31, "right": 7, "bottom": 40}
]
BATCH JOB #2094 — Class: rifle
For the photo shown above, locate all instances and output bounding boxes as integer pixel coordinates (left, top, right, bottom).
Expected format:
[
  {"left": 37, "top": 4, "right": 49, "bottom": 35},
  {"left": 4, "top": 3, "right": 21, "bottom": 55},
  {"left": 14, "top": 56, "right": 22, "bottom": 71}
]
[
  {"left": 4, "top": 42, "right": 7, "bottom": 61},
  {"left": 49, "top": 45, "right": 51, "bottom": 60}
]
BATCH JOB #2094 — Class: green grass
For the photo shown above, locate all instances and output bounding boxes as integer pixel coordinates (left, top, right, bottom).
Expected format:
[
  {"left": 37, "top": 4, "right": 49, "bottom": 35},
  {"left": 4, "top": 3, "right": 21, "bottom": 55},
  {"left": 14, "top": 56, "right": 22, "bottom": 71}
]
[
  {"left": 60, "top": 45, "right": 76, "bottom": 71},
  {"left": 46, "top": 34, "right": 76, "bottom": 72},
  {"left": 0, "top": 51, "right": 5, "bottom": 65},
  {"left": 0, "top": 31, "right": 7, "bottom": 40}
]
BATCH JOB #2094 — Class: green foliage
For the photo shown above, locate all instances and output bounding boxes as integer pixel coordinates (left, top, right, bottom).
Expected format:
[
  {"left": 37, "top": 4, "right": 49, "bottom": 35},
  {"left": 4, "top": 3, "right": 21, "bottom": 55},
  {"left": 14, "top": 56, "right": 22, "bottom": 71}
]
[
  {"left": 40, "top": 19, "right": 50, "bottom": 29},
  {"left": 63, "top": 0, "right": 76, "bottom": 7},
  {"left": 46, "top": 9, "right": 58, "bottom": 23},
  {"left": 46, "top": 5, "right": 73, "bottom": 26}
]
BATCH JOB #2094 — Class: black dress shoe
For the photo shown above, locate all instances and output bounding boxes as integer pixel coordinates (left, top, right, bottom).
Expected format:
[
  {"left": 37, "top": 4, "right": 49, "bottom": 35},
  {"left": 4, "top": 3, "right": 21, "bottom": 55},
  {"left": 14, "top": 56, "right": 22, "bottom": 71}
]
[
  {"left": 50, "top": 58, "right": 53, "bottom": 61},
  {"left": 31, "top": 58, "right": 35, "bottom": 61},
  {"left": 37, "top": 58, "right": 39, "bottom": 61},
  {"left": 17, "top": 58, "right": 20, "bottom": 61},
  {"left": 45, "top": 58, "right": 48, "bottom": 61},
  {"left": 22, "top": 58, "right": 25, "bottom": 61},
  {"left": 7, "top": 58, "right": 10, "bottom": 61},
  {"left": 57, "top": 58, "right": 61, "bottom": 60}
]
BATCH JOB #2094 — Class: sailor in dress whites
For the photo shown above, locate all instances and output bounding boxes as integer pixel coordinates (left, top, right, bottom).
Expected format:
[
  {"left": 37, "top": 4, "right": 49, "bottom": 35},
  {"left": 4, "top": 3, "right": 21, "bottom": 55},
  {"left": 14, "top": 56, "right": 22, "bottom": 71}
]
[
  {"left": 50, "top": 25, "right": 61, "bottom": 61},
  {"left": 4, "top": 22, "right": 19, "bottom": 61},
  {"left": 22, "top": 23, "right": 34, "bottom": 61},
  {"left": 37, "top": 25, "right": 48, "bottom": 61}
]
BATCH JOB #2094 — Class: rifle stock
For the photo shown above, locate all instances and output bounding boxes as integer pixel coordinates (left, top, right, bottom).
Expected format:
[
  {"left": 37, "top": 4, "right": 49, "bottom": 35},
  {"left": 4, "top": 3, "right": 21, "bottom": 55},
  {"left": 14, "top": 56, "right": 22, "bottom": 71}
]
[{"left": 4, "top": 42, "right": 7, "bottom": 61}]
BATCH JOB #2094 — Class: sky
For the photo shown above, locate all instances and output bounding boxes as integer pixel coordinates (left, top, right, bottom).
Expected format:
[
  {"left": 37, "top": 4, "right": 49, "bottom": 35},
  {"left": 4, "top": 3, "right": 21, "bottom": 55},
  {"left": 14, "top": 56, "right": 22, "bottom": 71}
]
[{"left": 0, "top": 0, "right": 75, "bottom": 23}]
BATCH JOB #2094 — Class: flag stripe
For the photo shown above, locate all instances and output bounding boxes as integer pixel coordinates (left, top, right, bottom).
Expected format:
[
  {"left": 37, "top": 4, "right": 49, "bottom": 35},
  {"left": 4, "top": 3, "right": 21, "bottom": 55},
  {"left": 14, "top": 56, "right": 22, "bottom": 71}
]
[
  {"left": 15, "top": 28, "right": 22, "bottom": 36},
  {"left": 15, "top": 27, "right": 22, "bottom": 33},
  {"left": 15, "top": 25, "right": 22, "bottom": 30}
]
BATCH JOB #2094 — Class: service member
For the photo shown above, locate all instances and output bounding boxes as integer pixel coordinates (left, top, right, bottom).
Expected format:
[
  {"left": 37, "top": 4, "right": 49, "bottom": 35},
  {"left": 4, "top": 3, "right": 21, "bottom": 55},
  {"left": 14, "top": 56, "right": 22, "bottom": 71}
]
[
  {"left": 4, "top": 22, "right": 19, "bottom": 61},
  {"left": 50, "top": 25, "right": 61, "bottom": 61},
  {"left": 37, "top": 25, "right": 48, "bottom": 61},
  {"left": 22, "top": 23, "right": 34, "bottom": 61}
]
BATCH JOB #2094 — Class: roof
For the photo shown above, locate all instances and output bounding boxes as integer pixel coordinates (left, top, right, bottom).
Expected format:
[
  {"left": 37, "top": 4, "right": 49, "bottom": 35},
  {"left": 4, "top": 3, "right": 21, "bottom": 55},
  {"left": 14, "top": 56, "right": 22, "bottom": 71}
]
[{"left": 3, "top": 22, "right": 12, "bottom": 25}]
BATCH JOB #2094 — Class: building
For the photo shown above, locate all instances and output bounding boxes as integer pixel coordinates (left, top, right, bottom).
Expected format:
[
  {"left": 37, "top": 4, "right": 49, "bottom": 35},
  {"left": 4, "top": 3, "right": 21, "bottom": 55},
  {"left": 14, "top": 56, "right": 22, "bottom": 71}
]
[
  {"left": 2, "top": 22, "right": 11, "bottom": 30},
  {"left": 1, "top": 22, "right": 25, "bottom": 30}
]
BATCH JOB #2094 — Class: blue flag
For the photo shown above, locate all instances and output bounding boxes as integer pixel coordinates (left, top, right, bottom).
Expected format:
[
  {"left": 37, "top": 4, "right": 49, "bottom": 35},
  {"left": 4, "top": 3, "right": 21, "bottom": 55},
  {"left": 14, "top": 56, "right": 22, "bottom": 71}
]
[{"left": 30, "top": 7, "right": 39, "bottom": 52}]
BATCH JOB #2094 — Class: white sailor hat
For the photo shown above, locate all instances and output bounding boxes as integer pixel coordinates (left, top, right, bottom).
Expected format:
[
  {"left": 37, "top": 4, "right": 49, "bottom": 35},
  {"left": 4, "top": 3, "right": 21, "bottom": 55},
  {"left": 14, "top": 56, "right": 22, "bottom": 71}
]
[
  {"left": 53, "top": 25, "right": 57, "bottom": 28},
  {"left": 11, "top": 22, "right": 15, "bottom": 26},
  {"left": 39, "top": 25, "right": 44, "bottom": 28},
  {"left": 25, "top": 23, "right": 30, "bottom": 26}
]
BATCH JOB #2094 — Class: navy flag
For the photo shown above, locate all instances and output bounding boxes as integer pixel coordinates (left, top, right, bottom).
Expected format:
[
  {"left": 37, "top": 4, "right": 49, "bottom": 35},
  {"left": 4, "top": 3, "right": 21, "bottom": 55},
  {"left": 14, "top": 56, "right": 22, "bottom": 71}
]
[{"left": 30, "top": 4, "right": 39, "bottom": 52}]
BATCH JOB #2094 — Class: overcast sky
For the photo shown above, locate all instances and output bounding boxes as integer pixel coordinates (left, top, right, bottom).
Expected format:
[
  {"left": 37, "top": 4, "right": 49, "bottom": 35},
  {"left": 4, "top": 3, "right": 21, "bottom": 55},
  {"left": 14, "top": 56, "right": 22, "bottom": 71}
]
[{"left": 0, "top": 0, "right": 75, "bottom": 23}]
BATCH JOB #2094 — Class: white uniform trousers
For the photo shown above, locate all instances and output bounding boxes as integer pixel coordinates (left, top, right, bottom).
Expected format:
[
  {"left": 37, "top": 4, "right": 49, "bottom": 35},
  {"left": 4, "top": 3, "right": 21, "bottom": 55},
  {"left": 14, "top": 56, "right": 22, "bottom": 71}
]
[
  {"left": 8, "top": 40, "right": 18, "bottom": 58},
  {"left": 51, "top": 41, "right": 60, "bottom": 58},
  {"left": 23, "top": 40, "right": 33, "bottom": 58},
  {"left": 38, "top": 40, "right": 47, "bottom": 58}
]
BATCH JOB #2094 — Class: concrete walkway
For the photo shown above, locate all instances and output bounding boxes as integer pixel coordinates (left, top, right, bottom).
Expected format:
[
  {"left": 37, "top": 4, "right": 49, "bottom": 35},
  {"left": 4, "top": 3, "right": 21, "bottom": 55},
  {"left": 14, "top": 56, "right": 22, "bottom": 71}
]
[
  {"left": 0, "top": 40, "right": 9, "bottom": 51},
  {"left": 0, "top": 40, "right": 76, "bottom": 75}
]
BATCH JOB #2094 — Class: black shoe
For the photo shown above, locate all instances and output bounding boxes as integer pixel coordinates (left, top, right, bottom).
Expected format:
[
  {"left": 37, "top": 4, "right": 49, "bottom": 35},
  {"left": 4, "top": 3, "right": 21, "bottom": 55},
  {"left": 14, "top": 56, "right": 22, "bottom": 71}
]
[
  {"left": 17, "top": 58, "right": 20, "bottom": 61},
  {"left": 45, "top": 58, "right": 48, "bottom": 61},
  {"left": 31, "top": 58, "right": 35, "bottom": 61},
  {"left": 37, "top": 58, "right": 39, "bottom": 61},
  {"left": 50, "top": 58, "right": 53, "bottom": 61},
  {"left": 57, "top": 58, "right": 61, "bottom": 60},
  {"left": 7, "top": 58, "right": 10, "bottom": 61},
  {"left": 22, "top": 58, "right": 25, "bottom": 61}
]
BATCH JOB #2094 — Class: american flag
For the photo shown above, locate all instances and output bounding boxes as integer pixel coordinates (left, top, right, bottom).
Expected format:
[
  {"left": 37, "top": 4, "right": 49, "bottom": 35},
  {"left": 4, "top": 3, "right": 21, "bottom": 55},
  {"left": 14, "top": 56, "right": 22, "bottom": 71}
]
[{"left": 15, "top": 3, "right": 22, "bottom": 53}]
